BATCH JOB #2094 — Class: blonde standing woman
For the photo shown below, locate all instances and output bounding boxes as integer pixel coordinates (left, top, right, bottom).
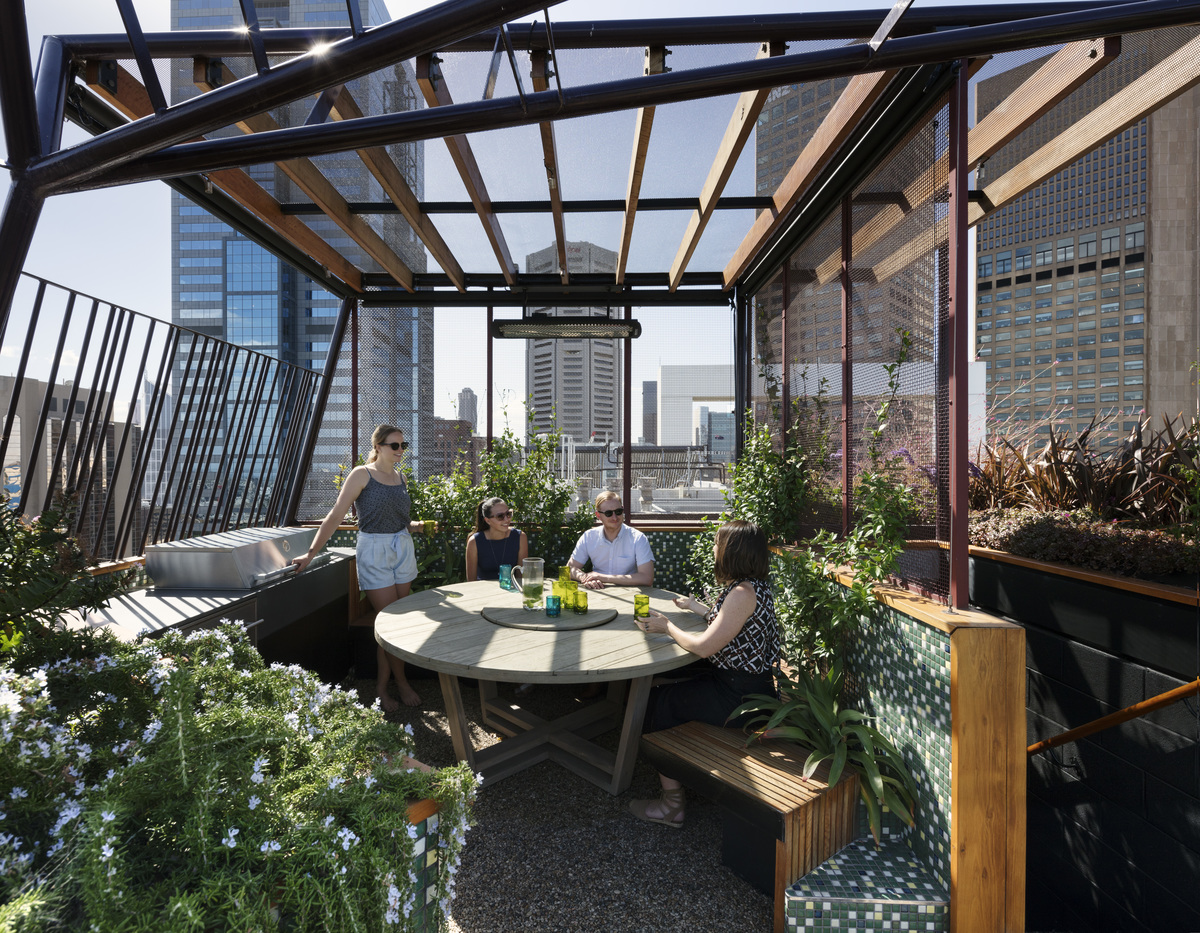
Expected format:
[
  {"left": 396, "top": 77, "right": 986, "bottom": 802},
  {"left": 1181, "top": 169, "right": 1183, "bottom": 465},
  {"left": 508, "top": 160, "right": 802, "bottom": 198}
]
[{"left": 293, "top": 424, "right": 431, "bottom": 710}]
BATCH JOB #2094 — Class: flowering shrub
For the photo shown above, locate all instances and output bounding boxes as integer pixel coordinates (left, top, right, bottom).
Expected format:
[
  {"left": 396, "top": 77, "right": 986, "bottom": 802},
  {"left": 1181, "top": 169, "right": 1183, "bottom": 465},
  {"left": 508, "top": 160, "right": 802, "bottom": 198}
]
[
  {"left": 0, "top": 624, "right": 477, "bottom": 931},
  {"left": 970, "top": 508, "right": 1199, "bottom": 581}
]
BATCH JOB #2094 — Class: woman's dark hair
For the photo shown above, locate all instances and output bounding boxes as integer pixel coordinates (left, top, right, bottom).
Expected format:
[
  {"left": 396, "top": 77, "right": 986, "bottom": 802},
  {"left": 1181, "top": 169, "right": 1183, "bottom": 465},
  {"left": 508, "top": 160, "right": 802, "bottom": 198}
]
[
  {"left": 713, "top": 520, "right": 769, "bottom": 584},
  {"left": 475, "top": 497, "right": 507, "bottom": 534}
]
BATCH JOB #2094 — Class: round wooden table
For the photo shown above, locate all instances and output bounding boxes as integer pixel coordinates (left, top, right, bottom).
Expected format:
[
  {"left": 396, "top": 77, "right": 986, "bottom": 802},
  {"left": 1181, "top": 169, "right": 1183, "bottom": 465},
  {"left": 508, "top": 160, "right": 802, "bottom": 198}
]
[{"left": 375, "top": 580, "right": 707, "bottom": 794}]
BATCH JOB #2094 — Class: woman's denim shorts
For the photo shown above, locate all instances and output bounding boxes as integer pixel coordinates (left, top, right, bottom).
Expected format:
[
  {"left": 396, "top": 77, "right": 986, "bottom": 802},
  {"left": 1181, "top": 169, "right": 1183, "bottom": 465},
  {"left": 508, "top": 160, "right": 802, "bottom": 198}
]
[{"left": 356, "top": 530, "right": 418, "bottom": 590}]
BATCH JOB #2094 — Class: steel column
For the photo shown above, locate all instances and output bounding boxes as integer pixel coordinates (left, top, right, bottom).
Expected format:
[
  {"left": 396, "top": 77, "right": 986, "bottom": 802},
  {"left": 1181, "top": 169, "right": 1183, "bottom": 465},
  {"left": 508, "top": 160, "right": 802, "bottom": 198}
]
[
  {"left": 0, "top": 183, "right": 45, "bottom": 338},
  {"left": 486, "top": 293, "right": 494, "bottom": 451},
  {"left": 285, "top": 294, "right": 355, "bottom": 524},
  {"left": 623, "top": 302, "right": 633, "bottom": 515},
  {"left": 733, "top": 288, "right": 748, "bottom": 462},
  {"left": 947, "top": 62, "right": 970, "bottom": 608},
  {"left": 840, "top": 196, "right": 853, "bottom": 537},
  {"left": 781, "top": 259, "right": 790, "bottom": 446},
  {"left": 0, "top": 278, "right": 46, "bottom": 471},
  {"left": 33, "top": 37, "right": 70, "bottom": 159},
  {"left": 0, "top": 1, "right": 38, "bottom": 171}
]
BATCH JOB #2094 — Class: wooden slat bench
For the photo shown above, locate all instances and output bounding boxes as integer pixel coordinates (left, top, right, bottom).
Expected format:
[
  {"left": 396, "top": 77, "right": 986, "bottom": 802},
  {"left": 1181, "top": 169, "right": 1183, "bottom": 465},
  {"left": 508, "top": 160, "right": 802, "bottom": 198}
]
[{"left": 640, "top": 721, "right": 860, "bottom": 933}]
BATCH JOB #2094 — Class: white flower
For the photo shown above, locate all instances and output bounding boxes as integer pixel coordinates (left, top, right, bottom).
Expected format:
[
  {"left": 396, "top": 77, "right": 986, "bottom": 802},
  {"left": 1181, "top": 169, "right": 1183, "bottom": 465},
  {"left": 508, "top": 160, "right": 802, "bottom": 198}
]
[
  {"left": 260, "top": 840, "right": 281, "bottom": 853},
  {"left": 336, "top": 827, "right": 359, "bottom": 850},
  {"left": 100, "top": 843, "right": 114, "bottom": 861},
  {"left": 9, "top": 787, "right": 28, "bottom": 800},
  {"left": 101, "top": 810, "right": 116, "bottom": 823},
  {"left": 363, "top": 775, "right": 377, "bottom": 789},
  {"left": 324, "top": 815, "right": 335, "bottom": 828},
  {"left": 250, "top": 771, "right": 265, "bottom": 785},
  {"left": 404, "top": 723, "right": 414, "bottom": 736},
  {"left": 141, "top": 720, "right": 162, "bottom": 744},
  {"left": 247, "top": 795, "right": 261, "bottom": 811},
  {"left": 252, "top": 757, "right": 268, "bottom": 772},
  {"left": 222, "top": 827, "right": 239, "bottom": 848}
]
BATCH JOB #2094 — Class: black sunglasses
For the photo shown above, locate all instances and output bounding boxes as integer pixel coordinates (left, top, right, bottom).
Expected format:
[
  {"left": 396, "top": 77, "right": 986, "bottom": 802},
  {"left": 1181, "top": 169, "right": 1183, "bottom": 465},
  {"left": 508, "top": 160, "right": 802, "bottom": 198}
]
[
  {"left": 487, "top": 510, "right": 513, "bottom": 520},
  {"left": 381, "top": 441, "right": 409, "bottom": 451},
  {"left": 598, "top": 507, "right": 624, "bottom": 517}
]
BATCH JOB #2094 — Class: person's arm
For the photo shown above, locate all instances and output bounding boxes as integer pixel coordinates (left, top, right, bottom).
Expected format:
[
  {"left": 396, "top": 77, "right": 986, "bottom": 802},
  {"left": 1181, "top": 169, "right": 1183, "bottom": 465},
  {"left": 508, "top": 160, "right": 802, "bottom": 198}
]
[
  {"left": 464, "top": 535, "right": 478, "bottom": 582},
  {"left": 293, "top": 466, "right": 370, "bottom": 572},
  {"left": 587, "top": 561, "right": 654, "bottom": 588},
  {"left": 517, "top": 530, "right": 529, "bottom": 563},
  {"left": 639, "top": 582, "right": 754, "bottom": 658}
]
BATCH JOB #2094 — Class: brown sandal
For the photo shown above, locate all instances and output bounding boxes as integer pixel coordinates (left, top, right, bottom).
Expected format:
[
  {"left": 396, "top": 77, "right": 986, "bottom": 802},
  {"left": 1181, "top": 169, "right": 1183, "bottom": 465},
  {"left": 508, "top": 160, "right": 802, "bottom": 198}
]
[{"left": 628, "top": 787, "right": 685, "bottom": 828}]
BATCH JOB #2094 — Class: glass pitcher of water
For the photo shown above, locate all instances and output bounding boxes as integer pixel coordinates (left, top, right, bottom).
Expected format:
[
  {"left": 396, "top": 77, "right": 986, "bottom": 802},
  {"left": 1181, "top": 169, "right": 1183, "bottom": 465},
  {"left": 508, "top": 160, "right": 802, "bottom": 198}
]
[{"left": 509, "top": 558, "right": 544, "bottom": 611}]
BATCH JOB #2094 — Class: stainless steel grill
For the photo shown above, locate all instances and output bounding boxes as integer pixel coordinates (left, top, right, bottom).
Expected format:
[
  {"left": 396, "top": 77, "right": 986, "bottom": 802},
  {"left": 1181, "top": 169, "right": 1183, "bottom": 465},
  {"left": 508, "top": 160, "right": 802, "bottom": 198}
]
[{"left": 146, "top": 527, "right": 324, "bottom": 591}]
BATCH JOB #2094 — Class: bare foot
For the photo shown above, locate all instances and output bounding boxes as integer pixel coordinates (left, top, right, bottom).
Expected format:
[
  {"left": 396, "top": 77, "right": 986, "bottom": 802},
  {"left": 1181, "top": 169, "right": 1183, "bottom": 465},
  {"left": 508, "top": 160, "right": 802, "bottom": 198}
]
[
  {"left": 377, "top": 687, "right": 400, "bottom": 713},
  {"left": 398, "top": 682, "right": 421, "bottom": 707},
  {"left": 643, "top": 798, "right": 685, "bottom": 823}
]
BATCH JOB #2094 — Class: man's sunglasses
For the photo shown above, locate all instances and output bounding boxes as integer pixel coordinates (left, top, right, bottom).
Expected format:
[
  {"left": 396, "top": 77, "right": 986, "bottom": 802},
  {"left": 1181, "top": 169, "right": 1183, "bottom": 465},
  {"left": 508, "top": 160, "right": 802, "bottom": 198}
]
[
  {"left": 598, "top": 507, "right": 624, "bottom": 517},
  {"left": 381, "top": 441, "right": 409, "bottom": 451},
  {"left": 488, "top": 510, "right": 513, "bottom": 520}
]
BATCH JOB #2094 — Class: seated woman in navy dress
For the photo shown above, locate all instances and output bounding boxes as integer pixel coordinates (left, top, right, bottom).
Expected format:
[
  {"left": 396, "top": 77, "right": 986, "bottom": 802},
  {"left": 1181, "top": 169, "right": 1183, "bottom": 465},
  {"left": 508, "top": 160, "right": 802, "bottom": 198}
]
[{"left": 464, "top": 497, "right": 528, "bottom": 581}]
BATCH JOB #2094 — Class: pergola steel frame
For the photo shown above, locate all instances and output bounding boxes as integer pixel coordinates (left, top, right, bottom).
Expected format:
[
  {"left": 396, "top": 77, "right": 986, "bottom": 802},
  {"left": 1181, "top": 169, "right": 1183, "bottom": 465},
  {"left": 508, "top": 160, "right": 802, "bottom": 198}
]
[{"left": 2, "top": 0, "right": 1198, "bottom": 606}]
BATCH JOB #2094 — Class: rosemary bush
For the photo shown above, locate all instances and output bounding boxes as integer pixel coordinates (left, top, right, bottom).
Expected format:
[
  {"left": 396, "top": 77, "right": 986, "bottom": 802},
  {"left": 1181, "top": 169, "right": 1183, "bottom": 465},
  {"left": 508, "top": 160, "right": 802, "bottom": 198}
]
[{"left": 0, "top": 624, "right": 477, "bottom": 932}]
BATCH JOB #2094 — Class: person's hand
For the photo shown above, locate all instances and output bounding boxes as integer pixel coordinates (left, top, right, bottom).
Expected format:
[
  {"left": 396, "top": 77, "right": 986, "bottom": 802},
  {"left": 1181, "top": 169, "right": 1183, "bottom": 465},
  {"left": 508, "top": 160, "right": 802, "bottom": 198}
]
[
  {"left": 292, "top": 554, "right": 313, "bottom": 573},
  {"left": 579, "top": 572, "right": 605, "bottom": 589},
  {"left": 637, "top": 610, "right": 670, "bottom": 635},
  {"left": 673, "top": 594, "right": 692, "bottom": 612}
]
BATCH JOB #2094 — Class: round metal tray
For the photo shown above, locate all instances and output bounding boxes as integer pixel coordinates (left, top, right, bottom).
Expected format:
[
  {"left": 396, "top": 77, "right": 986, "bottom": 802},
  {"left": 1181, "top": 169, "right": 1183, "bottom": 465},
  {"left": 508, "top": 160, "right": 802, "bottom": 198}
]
[{"left": 481, "top": 604, "right": 617, "bottom": 631}]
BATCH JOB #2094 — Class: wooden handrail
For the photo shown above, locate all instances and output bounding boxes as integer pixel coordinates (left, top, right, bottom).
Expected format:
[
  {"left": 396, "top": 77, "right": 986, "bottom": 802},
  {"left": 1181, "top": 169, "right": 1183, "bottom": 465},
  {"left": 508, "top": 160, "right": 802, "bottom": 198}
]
[{"left": 1027, "top": 677, "right": 1200, "bottom": 757}]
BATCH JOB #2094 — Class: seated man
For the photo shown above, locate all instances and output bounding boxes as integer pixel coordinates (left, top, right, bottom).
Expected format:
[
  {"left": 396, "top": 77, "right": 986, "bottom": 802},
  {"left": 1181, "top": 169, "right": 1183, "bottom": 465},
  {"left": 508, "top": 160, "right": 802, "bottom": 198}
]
[{"left": 568, "top": 491, "right": 654, "bottom": 589}]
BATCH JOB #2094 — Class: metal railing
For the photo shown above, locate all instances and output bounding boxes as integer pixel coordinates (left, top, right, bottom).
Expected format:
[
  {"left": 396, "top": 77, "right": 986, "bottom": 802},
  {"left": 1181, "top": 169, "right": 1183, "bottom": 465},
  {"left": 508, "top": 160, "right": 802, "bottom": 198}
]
[{"left": 0, "top": 273, "right": 321, "bottom": 560}]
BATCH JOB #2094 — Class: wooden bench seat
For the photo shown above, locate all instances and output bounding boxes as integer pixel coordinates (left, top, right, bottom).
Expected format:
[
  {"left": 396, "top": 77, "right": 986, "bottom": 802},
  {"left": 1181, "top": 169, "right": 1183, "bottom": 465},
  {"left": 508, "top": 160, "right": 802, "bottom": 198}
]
[{"left": 640, "top": 720, "right": 860, "bottom": 933}]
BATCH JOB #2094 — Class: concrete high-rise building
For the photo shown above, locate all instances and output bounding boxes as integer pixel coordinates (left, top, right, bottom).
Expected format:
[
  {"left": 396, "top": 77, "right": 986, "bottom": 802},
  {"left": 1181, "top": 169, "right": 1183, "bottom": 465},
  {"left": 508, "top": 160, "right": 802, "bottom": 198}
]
[
  {"left": 974, "top": 32, "right": 1200, "bottom": 445},
  {"left": 642, "top": 380, "right": 658, "bottom": 445},
  {"left": 657, "top": 365, "right": 735, "bottom": 447},
  {"left": 457, "top": 387, "right": 478, "bottom": 434},
  {"left": 524, "top": 241, "right": 621, "bottom": 442},
  {"left": 170, "top": 0, "right": 431, "bottom": 499}
]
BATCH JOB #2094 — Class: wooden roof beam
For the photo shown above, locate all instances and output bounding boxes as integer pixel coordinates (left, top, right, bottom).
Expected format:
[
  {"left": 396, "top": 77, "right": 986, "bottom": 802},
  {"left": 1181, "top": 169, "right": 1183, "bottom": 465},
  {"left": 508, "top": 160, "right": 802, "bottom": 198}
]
[
  {"left": 326, "top": 86, "right": 466, "bottom": 291},
  {"left": 722, "top": 67, "right": 900, "bottom": 289},
  {"left": 616, "top": 46, "right": 666, "bottom": 285},
  {"left": 669, "top": 40, "right": 784, "bottom": 292},
  {"left": 415, "top": 53, "right": 518, "bottom": 286},
  {"left": 872, "top": 33, "right": 1200, "bottom": 283},
  {"left": 531, "top": 50, "right": 568, "bottom": 284},
  {"left": 85, "top": 60, "right": 363, "bottom": 291},
  {"left": 195, "top": 59, "right": 414, "bottom": 291},
  {"left": 817, "top": 42, "right": 1114, "bottom": 284}
]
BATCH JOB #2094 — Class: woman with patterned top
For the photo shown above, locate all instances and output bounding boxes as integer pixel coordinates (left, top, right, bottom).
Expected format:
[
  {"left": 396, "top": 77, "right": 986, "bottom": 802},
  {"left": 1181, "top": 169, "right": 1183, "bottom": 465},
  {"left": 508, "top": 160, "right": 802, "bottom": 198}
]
[
  {"left": 628, "top": 519, "right": 781, "bottom": 828},
  {"left": 464, "top": 497, "right": 528, "bottom": 582},
  {"left": 293, "top": 424, "right": 433, "bottom": 711}
]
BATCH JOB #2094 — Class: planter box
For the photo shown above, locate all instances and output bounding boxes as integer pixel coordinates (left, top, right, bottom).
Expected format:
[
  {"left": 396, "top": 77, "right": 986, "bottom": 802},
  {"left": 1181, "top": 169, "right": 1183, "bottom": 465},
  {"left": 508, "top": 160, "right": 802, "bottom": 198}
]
[{"left": 969, "top": 549, "right": 1198, "bottom": 680}]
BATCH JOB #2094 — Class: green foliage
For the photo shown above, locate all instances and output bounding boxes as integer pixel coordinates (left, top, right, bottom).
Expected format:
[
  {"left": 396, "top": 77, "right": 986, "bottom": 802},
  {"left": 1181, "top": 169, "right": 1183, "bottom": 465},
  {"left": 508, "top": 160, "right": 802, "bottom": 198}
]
[
  {"left": 971, "top": 411, "right": 1200, "bottom": 525},
  {"left": 731, "top": 660, "right": 918, "bottom": 846},
  {"left": 403, "top": 411, "right": 591, "bottom": 588},
  {"left": 1, "top": 623, "right": 477, "bottom": 932},
  {"left": 0, "top": 492, "right": 131, "bottom": 653},
  {"left": 970, "top": 508, "right": 1198, "bottom": 581}
]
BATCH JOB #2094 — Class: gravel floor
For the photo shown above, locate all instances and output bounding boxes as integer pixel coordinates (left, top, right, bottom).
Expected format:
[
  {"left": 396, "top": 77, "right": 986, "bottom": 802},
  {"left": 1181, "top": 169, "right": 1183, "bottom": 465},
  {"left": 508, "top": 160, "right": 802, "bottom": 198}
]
[{"left": 365, "top": 670, "right": 774, "bottom": 933}]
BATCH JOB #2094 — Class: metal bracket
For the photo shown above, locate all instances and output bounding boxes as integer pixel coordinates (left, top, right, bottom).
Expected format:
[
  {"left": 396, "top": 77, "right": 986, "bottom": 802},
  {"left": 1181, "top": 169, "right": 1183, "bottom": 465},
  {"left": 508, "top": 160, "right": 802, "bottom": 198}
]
[{"left": 869, "top": 0, "right": 915, "bottom": 54}]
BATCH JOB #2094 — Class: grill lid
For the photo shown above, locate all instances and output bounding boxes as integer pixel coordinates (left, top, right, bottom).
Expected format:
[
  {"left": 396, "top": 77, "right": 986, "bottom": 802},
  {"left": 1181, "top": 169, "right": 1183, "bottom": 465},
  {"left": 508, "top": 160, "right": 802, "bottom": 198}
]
[{"left": 146, "top": 526, "right": 319, "bottom": 590}]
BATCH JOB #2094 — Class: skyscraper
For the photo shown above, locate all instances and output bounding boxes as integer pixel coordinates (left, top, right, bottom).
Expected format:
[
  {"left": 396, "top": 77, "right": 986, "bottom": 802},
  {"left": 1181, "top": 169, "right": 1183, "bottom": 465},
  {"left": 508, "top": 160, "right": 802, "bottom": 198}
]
[
  {"left": 642, "top": 380, "right": 658, "bottom": 445},
  {"left": 974, "top": 31, "right": 1200, "bottom": 444},
  {"left": 170, "top": 0, "right": 430, "bottom": 507},
  {"left": 457, "top": 387, "right": 478, "bottom": 434},
  {"left": 524, "top": 242, "right": 621, "bottom": 443}
]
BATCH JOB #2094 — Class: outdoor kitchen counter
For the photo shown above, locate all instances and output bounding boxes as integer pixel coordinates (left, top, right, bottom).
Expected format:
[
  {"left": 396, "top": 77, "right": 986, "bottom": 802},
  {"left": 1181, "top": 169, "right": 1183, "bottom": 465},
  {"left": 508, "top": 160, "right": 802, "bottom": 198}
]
[{"left": 73, "top": 548, "right": 353, "bottom": 643}]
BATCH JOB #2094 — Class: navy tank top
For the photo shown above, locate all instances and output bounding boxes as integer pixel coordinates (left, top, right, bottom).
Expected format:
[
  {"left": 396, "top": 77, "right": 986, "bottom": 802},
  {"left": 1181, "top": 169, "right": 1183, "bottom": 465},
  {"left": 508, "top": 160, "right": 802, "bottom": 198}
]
[{"left": 472, "top": 529, "right": 521, "bottom": 580}]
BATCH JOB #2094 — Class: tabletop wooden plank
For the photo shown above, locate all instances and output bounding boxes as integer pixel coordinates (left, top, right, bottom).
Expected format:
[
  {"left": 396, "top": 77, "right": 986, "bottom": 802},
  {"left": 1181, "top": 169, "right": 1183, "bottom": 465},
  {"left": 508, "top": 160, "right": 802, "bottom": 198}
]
[{"left": 376, "top": 580, "right": 706, "bottom": 682}]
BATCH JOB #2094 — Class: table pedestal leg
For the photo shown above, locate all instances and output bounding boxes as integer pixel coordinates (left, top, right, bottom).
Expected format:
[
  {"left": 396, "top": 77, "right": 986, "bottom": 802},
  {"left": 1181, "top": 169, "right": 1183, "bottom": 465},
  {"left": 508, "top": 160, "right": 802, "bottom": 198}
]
[
  {"left": 438, "top": 671, "right": 476, "bottom": 770},
  {"left": 609, "top": 674, "right": 653, "bottom": 794}
]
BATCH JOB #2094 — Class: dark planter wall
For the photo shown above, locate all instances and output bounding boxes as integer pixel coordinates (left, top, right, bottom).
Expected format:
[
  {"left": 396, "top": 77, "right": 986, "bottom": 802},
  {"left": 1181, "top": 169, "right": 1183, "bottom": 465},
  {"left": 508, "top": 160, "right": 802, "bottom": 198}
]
[{"left": 971, "top": 555, "right": 1200, "bottom": 932}]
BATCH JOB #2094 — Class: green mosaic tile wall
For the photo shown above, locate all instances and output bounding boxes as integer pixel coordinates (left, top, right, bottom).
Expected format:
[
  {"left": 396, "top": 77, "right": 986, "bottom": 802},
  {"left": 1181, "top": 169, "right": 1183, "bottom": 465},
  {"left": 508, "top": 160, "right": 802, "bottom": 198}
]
[
  {"left": 409, "top": 811, "right": 441, "bottom": 933},
  {"left": 787, "top": 837, "right": 949, "bottom": 932},
  {"left": 644, "top": 530, "right": 701, "bottom": 594},
  {"left": 845, "top": 601, "right": 952, "bottom": 890}
]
